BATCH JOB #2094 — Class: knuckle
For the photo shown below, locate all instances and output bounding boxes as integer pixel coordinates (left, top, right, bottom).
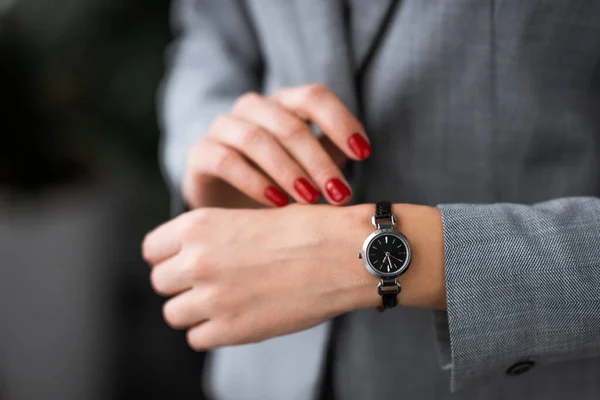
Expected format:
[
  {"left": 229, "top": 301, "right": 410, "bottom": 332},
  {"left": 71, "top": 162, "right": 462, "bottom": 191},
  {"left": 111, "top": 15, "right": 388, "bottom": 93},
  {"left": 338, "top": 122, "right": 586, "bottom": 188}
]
[
  {"left": 241, "top": 125, "right": 269, "bottom": 147},
  {"left": 186, "top": 330, "right": 205, "bottom": 352},
  {"left": 190, "top": 135, "right": 208, "bottom": 154},
  {"left": 223, "top": 320, "right": 257, "bottom": 346},
  {"left": 212, "top": 321, "right": 232, "bottom": 347},
  {"left": 272, "top": 86, "right": 291, "bottom": 99},
  {"left": 273, "top": 164, "right": 296, "bottom": 183},
  {"left": 179, "top": 218, "right": 199, "bottom": 242},
  {"left": 190, "top": 207, "right": 212, "bottom": 226},
  {"left": 216, "top": 323, "right": 234, "bottom": 346},
  {"left": 280, "top": 121, "right": 309, "bottom": 141},
  {"left": 196, "top": 248, "right": 216, "bottom": 278},
  {"left": 186, "top": 325, "right": 226, "bottom": 351},
  {"left": 203, "top": 287, "right": 225, "bottom": 313},
  {"left": 234, "top": 92, "right": 261, "bottom": 110},
  {"left": 162, "top": 300, "right": 184, "bottom": 328},
  {"left": 150, "top": 269, "right": 168, "bottom": 296},
  {"left": 181, "top": 250, "right": 206, "bottom": 281},
  {"left": 311, "top": 161, "right": 336, "bottom": 183},
  {"left": 304, "top": 83, "right": 330, "bottom": 101},
  {"left": 183, "top": 245, "right": 218, "bottom": 282},
  {"left": 214, "top": 148, "right": 240, "bottom": 172},
  {"left": 185, "top": 139, "right": 208, "bottom": 177},
  {"left": 210, "top": 114, "right": 230, "bottom": 132}
]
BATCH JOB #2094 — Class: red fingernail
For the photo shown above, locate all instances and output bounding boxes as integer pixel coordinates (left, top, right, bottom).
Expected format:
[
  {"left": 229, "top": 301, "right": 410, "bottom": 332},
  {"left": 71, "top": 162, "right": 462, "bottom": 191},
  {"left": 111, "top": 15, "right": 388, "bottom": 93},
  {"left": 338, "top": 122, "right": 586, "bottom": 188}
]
[
  {"left": 294, "top": 178, "right": 320, "bottom": 203},
  {"left": 348, "top": 133, "right": 372, "bottom": 160},
  {"left": 325, "top": 179, "right": 352, "bottom": 203},
  {"left": 265, "top": 186, "right": 289, "bottom": 207}
]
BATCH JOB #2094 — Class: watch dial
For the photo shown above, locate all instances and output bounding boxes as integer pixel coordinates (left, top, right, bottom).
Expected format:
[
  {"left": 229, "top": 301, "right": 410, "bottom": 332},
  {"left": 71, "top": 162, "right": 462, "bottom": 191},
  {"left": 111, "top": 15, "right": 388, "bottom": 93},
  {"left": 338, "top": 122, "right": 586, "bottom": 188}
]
[{"left": 367, "top": 234, "right": 408, "bottom": 274}]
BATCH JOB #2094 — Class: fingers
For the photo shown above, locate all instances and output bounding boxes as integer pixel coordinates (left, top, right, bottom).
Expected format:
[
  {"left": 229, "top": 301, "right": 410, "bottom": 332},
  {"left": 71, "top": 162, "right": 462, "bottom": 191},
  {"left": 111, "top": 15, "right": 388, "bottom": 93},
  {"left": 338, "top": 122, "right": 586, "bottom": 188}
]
[
  {"left": 187, "top": 138, "right": 290, "bottom": 208},
  {"left": 271, "top": 84, "right": 372, "bottom": 161},
  {"left": 142, "top": 216, "right": 186, "bottom": 265},
  {"left": 231, "top": 93, "right": 353, "bottom": 204},
  {"left": 186, "top": 321, "right": 224, "bottom": 351},
  {"left": 163, "top": 287, "right": 210, "bottom": 329},
  {"left": 208, "top": 114, "right": 321, "bottom": 204},
  {"left": 149, "top": 253, "right": 191, "bottom": 296},
  {"left": 184, "top": 85, "right": 365, "bottom": 207}
]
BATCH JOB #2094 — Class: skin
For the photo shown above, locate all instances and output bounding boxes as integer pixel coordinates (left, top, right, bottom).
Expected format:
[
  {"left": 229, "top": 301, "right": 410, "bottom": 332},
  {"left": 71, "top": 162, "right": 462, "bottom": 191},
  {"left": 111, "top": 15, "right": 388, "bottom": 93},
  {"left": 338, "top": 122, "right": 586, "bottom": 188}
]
[{"left": 142, "top": 84, "right": 446, "bottom": 351}]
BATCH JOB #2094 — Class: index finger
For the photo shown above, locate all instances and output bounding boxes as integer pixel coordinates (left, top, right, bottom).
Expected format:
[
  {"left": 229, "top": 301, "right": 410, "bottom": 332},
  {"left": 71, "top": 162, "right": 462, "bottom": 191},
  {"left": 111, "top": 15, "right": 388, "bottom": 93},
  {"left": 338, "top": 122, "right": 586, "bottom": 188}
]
[{"left": 271, "top": 84, "right": 371, "bottom": 161}]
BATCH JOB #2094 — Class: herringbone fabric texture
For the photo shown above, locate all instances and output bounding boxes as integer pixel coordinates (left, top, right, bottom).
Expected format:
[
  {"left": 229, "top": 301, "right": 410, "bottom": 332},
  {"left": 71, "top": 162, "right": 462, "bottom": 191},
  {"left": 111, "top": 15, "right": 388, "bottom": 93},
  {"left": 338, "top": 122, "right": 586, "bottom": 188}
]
[{"left": 439, "top": 199, "right": 600, "bottom": 390}]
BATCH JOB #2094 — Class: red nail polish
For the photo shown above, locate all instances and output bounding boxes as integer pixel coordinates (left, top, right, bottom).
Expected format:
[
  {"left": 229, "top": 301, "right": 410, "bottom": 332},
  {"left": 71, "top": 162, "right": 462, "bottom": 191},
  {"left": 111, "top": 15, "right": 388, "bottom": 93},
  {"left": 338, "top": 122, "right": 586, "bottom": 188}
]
[
  {"left": 294, "top": 178, "right": 320, "bottom": 203},
  {"left": 265, "top": 186, "right": 289, "bottom": 207},
  {"left": 325, "top": 179, "right": 352, "bottom": 203},
  {"left": 348, "top": 133, "right": 372, "bottom": 160}
]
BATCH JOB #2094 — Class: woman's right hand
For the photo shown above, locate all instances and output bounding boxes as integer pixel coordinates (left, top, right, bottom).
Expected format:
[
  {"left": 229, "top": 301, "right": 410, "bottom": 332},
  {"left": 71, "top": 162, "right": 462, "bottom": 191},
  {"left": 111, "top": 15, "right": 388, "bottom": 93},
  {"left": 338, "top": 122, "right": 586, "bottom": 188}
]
[{"left": 182, "top": 84, "right": 372, "bottom": 209}]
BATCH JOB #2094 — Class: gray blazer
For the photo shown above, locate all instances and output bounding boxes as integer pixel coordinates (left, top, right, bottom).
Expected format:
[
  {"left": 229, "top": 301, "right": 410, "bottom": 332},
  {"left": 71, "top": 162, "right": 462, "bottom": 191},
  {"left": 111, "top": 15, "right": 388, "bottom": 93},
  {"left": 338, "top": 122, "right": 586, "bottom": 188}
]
[{"left": 160, "top": 1, "right": 600, "bottom": 399}]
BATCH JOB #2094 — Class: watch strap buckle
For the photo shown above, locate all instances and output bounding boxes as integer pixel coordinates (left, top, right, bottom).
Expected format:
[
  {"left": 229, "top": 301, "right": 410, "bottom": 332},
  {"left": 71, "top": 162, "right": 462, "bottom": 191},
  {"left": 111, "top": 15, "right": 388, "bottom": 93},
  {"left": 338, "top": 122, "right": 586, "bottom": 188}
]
[
  {"left": 377, "top": 278, "right": 401, "bottom": 295},
  {"left": 371, "top": 214, "right": 396, "bottom": 229},
  {"left": 377, "top": 278, "right": 401, "bottom": 312}
]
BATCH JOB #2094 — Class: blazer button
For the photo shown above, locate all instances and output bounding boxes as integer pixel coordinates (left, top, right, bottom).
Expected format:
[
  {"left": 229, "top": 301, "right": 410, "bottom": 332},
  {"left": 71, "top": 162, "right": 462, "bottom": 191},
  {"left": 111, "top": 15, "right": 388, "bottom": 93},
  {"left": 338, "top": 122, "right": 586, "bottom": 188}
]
[{"left": 506, "top": 360, "right": 535, "bottom": 376}]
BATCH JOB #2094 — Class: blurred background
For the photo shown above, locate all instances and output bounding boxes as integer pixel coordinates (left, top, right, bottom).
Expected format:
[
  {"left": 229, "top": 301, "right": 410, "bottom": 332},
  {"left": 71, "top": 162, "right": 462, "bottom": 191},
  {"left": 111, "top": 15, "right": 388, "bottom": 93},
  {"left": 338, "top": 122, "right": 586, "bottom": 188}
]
[{"left": 0, "top": 0, "right": 207, "bottom": 399}]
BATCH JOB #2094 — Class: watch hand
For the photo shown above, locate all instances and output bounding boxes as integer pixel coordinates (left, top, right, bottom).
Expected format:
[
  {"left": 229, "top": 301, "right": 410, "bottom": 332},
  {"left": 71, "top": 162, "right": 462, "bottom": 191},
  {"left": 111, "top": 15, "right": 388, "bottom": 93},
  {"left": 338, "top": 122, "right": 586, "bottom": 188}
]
[
  {"left": 387, "top": 255, "right": 393, "bottom": 271},
  {"left": 381, "top": 254, "right": 390, "bottom": 271},
  {"left": 388, "top": 254, "right": 403, "bottom": 262}
]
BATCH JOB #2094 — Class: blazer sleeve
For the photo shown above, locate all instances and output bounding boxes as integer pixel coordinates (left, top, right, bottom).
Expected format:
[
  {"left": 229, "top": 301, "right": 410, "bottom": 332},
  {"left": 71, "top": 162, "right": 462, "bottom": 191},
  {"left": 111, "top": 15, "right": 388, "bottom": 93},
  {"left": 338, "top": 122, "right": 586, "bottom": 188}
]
[
  {"left": 159, "top": 0, "right": 262, "bottom": 214},
  {"left": 433, "top": 197, "right": 600, "bottom": 391}
]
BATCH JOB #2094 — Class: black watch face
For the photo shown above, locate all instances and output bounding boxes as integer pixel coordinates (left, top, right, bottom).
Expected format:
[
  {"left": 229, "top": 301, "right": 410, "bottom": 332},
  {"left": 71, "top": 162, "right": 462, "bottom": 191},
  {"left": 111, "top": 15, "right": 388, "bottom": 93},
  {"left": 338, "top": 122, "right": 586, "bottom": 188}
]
[{"left": 367, "top": 234, "right": 408, "bottom": 274}]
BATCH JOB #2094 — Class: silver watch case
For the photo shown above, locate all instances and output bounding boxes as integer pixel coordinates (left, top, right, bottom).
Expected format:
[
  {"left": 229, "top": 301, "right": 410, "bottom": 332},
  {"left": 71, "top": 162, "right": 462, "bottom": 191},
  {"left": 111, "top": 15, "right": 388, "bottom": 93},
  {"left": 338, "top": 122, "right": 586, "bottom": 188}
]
[{"left": 360, "top": 228, "right": 412, "bottom": 279}]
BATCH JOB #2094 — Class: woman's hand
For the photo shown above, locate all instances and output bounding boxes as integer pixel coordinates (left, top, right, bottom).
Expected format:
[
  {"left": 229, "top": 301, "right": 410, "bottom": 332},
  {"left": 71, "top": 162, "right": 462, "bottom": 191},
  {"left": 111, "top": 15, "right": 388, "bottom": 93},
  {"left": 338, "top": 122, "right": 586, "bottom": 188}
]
[
  {"left": 142, "top": 203, "right": 445, "bottom": 351},
  {"left": 183, "top": 84, "right": 371, "bottom": 209}
]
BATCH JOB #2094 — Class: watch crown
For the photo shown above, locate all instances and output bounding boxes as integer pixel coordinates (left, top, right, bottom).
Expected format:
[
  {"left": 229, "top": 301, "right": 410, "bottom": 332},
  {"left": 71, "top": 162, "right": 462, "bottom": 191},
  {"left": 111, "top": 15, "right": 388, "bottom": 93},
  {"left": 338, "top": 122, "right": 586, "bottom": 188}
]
[{"left": 358, "top": 252, "right": 362, "bottom": 259}]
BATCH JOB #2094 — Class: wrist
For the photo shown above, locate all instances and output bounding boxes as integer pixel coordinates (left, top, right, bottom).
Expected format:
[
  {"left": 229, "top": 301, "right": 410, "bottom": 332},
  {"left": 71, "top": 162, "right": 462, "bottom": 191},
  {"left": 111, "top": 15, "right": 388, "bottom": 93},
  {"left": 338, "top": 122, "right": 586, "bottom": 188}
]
[
  {"left": 342, "top": 203, "right": 446, "bottom": 311},
  {"left": 334, "top": 204, "right": 381, "bottom": 311},
  {"left": 392, "top": 203, "right": 446, "bottom": 309}
]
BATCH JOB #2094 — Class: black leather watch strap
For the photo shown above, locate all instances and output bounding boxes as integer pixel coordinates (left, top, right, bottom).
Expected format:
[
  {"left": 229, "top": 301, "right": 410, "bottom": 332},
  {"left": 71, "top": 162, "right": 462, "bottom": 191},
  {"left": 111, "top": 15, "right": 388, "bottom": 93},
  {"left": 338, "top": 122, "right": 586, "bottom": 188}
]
[
  {"left": 381, "top": 292, "right": 398, "bottom": 309},
  {"left": 377, "top": 279, "right": 401, "bottom": 311},
  {"left": 375, "top": 201, "right": 392, "bottom": 220}
]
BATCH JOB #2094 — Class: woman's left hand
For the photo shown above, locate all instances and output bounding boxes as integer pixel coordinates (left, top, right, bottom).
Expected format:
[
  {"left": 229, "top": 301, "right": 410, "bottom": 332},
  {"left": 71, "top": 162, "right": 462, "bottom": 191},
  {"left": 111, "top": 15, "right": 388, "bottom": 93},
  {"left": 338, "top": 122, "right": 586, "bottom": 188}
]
[{"left": 142, "top": 203, "right": 445, "bottom": 350}]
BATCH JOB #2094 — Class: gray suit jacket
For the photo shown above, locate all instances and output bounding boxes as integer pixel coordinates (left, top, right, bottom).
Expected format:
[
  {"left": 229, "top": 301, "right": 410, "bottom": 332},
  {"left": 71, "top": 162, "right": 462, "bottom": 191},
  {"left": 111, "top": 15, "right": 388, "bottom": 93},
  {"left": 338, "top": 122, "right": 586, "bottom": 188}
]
[{"left": 159, "top": 0, "right": 600, "bottom": 398}]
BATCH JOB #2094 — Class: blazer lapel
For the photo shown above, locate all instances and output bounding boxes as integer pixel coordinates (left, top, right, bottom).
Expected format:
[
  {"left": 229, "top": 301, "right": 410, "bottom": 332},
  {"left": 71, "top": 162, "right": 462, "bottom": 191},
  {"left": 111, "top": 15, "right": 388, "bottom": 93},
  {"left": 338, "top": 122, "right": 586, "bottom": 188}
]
[
  {"left": 292, "top": 0, "right": 358, "bottom": 115},
  {"left": 348, "top": 0, "right": 396, "bottom": 70},
  {"left": 291, "top": 0, "right": 398, "bottom": 115}
]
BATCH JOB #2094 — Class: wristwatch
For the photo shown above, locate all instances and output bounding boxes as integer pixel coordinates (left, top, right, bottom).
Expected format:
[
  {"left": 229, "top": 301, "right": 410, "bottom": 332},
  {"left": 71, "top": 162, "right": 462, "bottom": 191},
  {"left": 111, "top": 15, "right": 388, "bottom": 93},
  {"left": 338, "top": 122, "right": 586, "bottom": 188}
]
[{"left": 358, "top": 201, "right": 412, "bottom": 311}]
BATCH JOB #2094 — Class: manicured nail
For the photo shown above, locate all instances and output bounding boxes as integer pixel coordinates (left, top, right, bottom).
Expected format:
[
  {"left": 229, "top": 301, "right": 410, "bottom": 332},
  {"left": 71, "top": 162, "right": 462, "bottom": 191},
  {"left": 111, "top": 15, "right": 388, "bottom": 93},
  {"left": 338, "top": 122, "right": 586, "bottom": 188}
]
[
  {"left": 265, "top": 186, "right": 289, "bottom": 207},
  {"left": 348, "top": 133, "right": 372, "bottom": 160},
  {"left": 325, "top": 178, "right": 352, "bottom": 203},
  {"left": 294, "top": 178, "right": 320, "bottom": 203}
]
